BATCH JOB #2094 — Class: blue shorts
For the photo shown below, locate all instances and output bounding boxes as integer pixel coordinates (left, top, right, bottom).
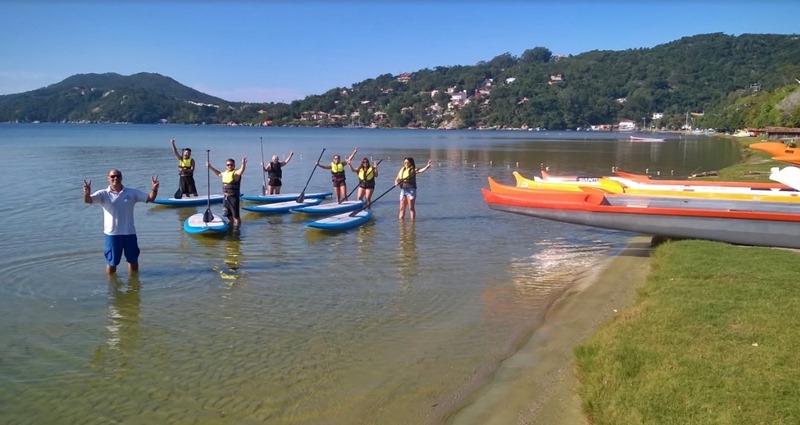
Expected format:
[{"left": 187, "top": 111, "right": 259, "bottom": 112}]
[
  {"left": 104, "top": 234, "right": 140, "bottom": 266},
  {"left": 399, "top": 187, "right": 416, "bottom": 200}
]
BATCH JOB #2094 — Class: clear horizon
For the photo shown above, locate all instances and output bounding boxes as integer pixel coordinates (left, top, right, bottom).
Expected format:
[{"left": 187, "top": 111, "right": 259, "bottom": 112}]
[{"left": 2, "top": 0, "right": 799, "bottom": 103}]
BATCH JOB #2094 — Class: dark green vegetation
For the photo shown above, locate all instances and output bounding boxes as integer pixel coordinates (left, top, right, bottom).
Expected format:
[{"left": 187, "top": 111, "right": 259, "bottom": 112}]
[{"left": 1, "top": 33, "right": 799, "bottom": 129}]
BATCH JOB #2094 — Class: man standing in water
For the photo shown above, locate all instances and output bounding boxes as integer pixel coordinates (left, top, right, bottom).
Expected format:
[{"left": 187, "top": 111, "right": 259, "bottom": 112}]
[
  {"left": 170, "top": 138, "right": 198, "bottom": 197},
  {"left": 84, "top": 169, "right": 159, "bottom": 274},
  {"left": 208, "top": 156, "right": 247, "bottom": 228}
]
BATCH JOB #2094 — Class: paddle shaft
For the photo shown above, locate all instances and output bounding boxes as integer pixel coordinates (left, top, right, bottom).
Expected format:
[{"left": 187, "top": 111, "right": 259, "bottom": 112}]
[
  {"left": 204, "top": 149, "right": 213, "bottom": 222},
  {"left": 260, "top": 136, "right": 267, "bottom": 195},
  {"left": 298, "top": 148, "right": 326, "bottom": 202}
]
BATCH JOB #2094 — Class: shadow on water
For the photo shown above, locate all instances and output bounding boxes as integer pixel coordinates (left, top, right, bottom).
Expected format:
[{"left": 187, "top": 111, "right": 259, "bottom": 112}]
[{"left": 91, "top": 274, "right": 141, "bottom": 379}]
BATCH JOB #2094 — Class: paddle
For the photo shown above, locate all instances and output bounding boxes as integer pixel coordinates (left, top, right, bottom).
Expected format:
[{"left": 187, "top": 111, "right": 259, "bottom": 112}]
[
  {"left": 340, "top": 159, "right": 382, "bottom": 204},
  {"left": 297, "top": 148, "right": 326, "bottom": 203},
  {"left": 174, "top": 187, "right": 182, "bottom": 199},
  {"left": 259, "top": 136, "right": 267, "bottom": 195},
  {"left": 203, "top": 149, "right": 213, "bottom": 223}
]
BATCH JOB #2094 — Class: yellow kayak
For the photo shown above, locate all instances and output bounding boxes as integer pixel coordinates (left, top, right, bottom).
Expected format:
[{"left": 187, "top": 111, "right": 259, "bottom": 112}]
[{"left": 512, "top": 170, "right": 800, "bottom": 202}]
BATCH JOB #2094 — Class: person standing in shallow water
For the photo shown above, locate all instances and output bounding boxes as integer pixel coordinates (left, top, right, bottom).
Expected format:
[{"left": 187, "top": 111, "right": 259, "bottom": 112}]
[
  {"left": 348, "top": 153, "right": 379, "bottom": 208},
  {"left": 395, "top": 157, "right": 433, "bottom": 220},
  {"left": 170, "top": 138, "right": 198, "bottom": 197},
  {"left": 83, "top": 169, "right": 159, "bottom": 274},
  {"left": 316, "top": 148, "right": 357, "bottom": 203},
  {"left": 261, "top": 150, "right": 294, "bottom": 195},
  {"left": 208, "top": 156, "right": 247, "bottom": 228}
]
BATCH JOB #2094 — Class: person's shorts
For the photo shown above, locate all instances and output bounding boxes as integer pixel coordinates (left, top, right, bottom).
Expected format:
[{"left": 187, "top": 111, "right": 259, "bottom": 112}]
[
  {"left": 268, "top": 177, "right": 282, "bottom": 187},
  {"left": 104, "top": 234, "right": 140, "bottom": 266},
  {"left": 359, "top": 180, "right": 375, "bottom": 189},
  {"left": 332, "top": 179, "right": 346, "bottom": 188},
  {"left": 399, "top": 187, "right": 416, "bottom": 200},
  {"left": 223, "top": 195, "right": 241, "bottom": 219}
]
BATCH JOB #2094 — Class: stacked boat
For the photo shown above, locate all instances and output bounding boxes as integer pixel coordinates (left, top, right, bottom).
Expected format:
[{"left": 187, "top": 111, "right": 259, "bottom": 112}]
[{"left": 482, "top": 167, "right": 800, "bottom": 249}]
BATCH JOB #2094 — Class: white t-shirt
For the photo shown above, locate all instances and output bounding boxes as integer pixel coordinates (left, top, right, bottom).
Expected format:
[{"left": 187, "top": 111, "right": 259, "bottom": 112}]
[{"left": 90, "top": 186, "right": 148, "bottom": 235}]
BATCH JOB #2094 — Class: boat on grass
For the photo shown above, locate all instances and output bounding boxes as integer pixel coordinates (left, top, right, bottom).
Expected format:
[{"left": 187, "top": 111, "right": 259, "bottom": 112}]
[{"left": 482, "top": 179, "right": 800, "bottom": 250}]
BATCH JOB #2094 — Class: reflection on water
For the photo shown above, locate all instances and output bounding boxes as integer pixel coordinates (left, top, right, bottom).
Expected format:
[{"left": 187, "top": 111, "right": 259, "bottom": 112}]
[
  {"left": 92, "top": 275, "right": 141, "bottom": 378},
  {"left": 397, "top": 220, "right": 417, "bottom": 290},
  {"left": 216, "top": 231, "right": 242, "bottom": 282}
]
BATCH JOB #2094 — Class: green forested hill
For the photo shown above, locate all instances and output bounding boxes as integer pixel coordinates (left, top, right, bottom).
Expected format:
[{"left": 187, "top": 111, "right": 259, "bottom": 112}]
[{"left": 1, "top": 33, "right": 798, "bottom": 129}]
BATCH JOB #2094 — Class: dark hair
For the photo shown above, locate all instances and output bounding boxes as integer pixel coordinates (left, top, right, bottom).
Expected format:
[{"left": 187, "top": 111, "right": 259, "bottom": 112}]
[
  {"left": 360, "top": 157, "right": 370, "bottom": 169},
  {"left": 404, "top": 157, "right": 416, "bottom": 168}
]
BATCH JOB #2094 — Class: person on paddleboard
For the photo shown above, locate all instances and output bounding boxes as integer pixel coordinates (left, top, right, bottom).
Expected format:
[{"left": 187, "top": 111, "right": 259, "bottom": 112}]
[
  {"left": 348, "top": 153, "right": 379, "bottom": 208},
  {"left": 208, "top": 156, "right": 247, "bottom": 228},
  {"left": 395, "top": 157, "right": 433, "bottom": 220},
  {"left": 170, "top": 139, "right": 198, "bottom": 197},
  {"left": 261, "top": 150, "right": 294, "bottom": 195},
  {"left": 83, "top": 169, "right": 159, "bottom": 275},
  {"left": 316, "top": 148, "right": 357, "bottom": 203}
]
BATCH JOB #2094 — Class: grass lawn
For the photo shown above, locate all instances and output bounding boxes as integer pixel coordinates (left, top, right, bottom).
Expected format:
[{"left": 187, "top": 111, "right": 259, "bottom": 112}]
[{"left": 574, "top": 137, "right": 800, "bottom": 424}]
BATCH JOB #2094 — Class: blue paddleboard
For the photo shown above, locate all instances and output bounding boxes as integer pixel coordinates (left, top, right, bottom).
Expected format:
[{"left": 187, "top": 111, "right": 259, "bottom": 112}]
[
  {"left": 240, "top": 192, "right": 332, "bottom": 203},
  {"left": 242, "top": 198, "right": 323, "bottom": 213},
  {"left": 154, "top": 194, "right": 225, "bottom": 206},
  {"left": 292, "top": 200, "right": 365, "bottom": 215},
  {"left": 184, "top": 212, "right": 228, "bottom": 234},
  {"left": 306, "top": 209, "right": 372, "bottom": 230}
]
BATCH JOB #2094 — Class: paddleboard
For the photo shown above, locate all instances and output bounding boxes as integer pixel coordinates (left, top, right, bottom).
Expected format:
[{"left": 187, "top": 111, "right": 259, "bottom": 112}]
[
  {"left": 306, "top": 209, "right": 372, "bottom": 230},
  {"left": 154, "top": 194, "right": 225, "bottom": 206},
  {"left": 240, "top": 191, "right": 332, "bottom": 203},
  {"left": 183, "top": 212, "right": 228, "bottom": 234},
  {"left": 291, "top": 200, "right": 365, "bottom": 215},
  {"left": 242, "top": 198, "right": 323, "bottom": 213}
]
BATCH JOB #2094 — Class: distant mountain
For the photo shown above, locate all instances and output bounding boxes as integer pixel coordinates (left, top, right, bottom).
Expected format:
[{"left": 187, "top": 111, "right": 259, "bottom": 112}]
[
  {"left": 2, "top": 33, "right": 799, "bottom": 129},
  {"left": 46, "top": 72, "right": 226, "bottom": 104}
]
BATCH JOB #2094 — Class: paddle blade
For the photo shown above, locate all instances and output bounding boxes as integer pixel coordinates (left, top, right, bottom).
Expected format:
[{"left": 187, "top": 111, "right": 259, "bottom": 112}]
[
  {"left": 203, "top": 208, "right": 213, "bottom": 223},
  {"left": 296, "top": 191, "right": 305, "bottom": 203},
  {"left": 348, "top": 208, "right": 362, "bottom": 217},
  {"left": 262, "top": 184, "right": 267, "bottom": 196},
  {"left": 174, "top": 188, "right": 183, "bottom": 199}
]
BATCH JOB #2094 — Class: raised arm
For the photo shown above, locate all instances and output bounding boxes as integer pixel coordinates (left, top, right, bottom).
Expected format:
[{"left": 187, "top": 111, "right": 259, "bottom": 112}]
[
  {"left": 146, "top": 175, "right": 160, "bottom": 203},
  {"left": 282, "top": 150, "right": 294, "bottom": 166},
  {"left": 348, "top": 161, "right": 359, "bottom": 173},
  {"left": 345, "top": 147, "right": 358, "bottom": 164},
  {"left": 417, "top": 159, "right": 434, "bottom": 174},
  {"left": 207, "top": 162, "right": 221, "bottom": 177},
  {"left": 83, "top": 179, "right": 92, "bottom": 204},
  {"left": 170, "top": 138, "right": 181, "bottom": 160},
  {"left": 316, "top": 161, "right": 332, "bottom": 170},
  {"left": 236, "top": 156, "right": 247, "bottom": 176}
]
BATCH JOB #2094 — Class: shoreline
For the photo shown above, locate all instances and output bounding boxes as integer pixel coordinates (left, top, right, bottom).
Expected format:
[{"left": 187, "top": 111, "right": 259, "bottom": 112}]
[{"left": 448, "top": 236, "right": 653, "bottom": 425}]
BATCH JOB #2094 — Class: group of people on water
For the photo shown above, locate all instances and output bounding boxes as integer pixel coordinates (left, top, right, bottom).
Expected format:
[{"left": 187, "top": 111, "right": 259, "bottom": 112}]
[{"left": 83, "top": 138, "right": 434, "bottom": 274}]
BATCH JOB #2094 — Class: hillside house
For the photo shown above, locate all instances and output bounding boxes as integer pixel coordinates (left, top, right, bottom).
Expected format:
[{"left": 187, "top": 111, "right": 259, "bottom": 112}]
[
  {"left": 396, "top": 73, "right": 412, "bottom": 83},
  {"left": 652, "top": 112, "right": 664, "bottom": 120},
  {"left": 765, "top": 126, "right": 800, "bottom": 140},
  {"left": 548, "top": 74, "right": 563, "bottom": 84}
]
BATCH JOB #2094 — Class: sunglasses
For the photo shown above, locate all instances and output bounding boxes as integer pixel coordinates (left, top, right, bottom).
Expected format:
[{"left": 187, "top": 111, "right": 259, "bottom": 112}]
[
  {"left": 226, "top": 163, "right": 235, "bottom": 166},
  {"left": 109, "top": 175, "right": 122, "bottom": 178}
]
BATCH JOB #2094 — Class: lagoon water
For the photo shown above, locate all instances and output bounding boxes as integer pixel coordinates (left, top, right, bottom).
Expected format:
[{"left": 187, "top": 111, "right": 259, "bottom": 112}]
[{"left": 0, "top": 125, "right": 737, "bottom": 424}]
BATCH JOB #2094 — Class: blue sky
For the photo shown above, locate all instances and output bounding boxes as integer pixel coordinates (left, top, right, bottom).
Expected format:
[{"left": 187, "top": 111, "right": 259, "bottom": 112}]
[{"left": 2, "top": 0, "right": 799, "bottom": 103}]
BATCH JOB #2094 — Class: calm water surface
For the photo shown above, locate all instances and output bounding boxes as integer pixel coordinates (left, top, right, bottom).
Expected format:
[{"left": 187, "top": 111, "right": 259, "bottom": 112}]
[{"left": 0, "top": 125, "right": 737, "bottom": 424}]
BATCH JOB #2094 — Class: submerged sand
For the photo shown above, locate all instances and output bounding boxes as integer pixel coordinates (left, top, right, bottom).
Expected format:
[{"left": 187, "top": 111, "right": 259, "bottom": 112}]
[{"left": 448, "top": 236, "right": 653, "bottom": 425}]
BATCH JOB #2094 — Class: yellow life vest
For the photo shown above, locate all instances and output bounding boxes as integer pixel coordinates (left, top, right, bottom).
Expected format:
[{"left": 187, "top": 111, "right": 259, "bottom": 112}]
[
  {"left": 179, "top": 157, "right": 193, "bottom": 168},
  {"left": 358, "top": 166, "right": 375, "bottom": 181},
  {"left": 330, "top": 162, "right": 344, "bottom": 173}
]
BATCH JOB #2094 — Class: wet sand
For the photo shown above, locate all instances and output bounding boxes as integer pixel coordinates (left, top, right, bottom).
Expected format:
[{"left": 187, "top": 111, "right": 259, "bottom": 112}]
[{"left": 449, "top": 237, "right": 653, "bottom": 425}]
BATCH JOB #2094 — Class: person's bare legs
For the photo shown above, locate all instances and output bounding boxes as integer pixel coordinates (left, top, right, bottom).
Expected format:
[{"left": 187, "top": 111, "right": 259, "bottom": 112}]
[
  {"left": 408, "top": 198, "right": 416, "bottom": 220},
  {"left": 399, "top": 196, "right": 408, "bottom": 219},
  {"left": 128, "top": 263, "right": 139, "bottom": 274},
  {"left": 106, "top": 265, "right": 117, "bottom": 274}
]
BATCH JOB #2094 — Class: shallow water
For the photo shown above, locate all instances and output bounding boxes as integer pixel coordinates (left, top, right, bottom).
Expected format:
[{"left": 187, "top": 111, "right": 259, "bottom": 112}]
[{"left": 0, "top": 125, "right": 736, "bottom": 424}]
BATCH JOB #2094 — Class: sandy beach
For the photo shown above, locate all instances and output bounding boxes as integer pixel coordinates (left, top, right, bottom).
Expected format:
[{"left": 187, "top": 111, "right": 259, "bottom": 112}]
[{"left": 449, "top": 236, "right": 653, "bottom": 425}]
